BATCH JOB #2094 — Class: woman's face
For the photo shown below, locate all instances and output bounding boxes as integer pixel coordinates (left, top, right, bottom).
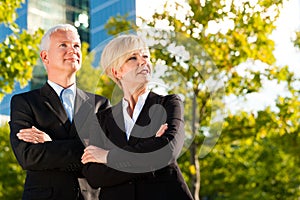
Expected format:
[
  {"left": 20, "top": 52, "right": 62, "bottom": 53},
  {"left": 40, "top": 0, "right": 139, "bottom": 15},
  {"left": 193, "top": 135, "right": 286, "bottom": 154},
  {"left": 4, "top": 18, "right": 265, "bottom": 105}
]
[{"left": 113, "top": 49, "right": 152, "bottom": 88}]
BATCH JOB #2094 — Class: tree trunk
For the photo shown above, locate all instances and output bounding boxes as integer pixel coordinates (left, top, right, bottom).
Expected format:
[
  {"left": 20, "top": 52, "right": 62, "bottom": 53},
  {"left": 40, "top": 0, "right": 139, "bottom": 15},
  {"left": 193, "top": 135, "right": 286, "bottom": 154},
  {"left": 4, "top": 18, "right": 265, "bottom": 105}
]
[
  {"left": 190, "top": 92, "right": 201, "bottom": 200},
  {"left": 194, "top": 149, "right": 201, "bottom": 200}
]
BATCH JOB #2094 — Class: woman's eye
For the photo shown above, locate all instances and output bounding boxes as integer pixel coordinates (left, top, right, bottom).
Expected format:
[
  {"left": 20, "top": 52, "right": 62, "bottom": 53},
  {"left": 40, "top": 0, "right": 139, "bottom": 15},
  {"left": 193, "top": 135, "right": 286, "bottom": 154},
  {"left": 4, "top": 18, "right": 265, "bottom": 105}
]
[
  {"left": 143, "top": 55, "right": 149, "bottom": 59},
  {"left": 74, "top": 44, "right": 81, "bottom": 49},
  {"left": 128, "top": 56, "right": 137, "bottom": 61}
]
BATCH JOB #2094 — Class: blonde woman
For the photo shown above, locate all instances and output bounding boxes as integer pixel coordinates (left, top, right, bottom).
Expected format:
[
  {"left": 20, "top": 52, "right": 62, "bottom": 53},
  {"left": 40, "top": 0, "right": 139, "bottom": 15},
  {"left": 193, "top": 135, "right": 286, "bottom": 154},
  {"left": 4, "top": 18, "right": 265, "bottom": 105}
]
[{"left": 82, "top": 34, "right": 193, "bottom": 200}]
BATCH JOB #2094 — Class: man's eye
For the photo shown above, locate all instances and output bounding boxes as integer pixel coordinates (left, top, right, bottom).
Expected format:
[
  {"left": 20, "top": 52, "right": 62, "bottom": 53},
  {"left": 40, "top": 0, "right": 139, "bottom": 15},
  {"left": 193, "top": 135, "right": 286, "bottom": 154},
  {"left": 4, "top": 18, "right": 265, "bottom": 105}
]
[
  {"left": 143, "top": 55, "right": 149, "bottom": 59},
  {"left": 74, "top": 44, "right": 81, "bottom": 49},
  {"left": 59, "top": 43, "right": 67, "bottom": 47}
]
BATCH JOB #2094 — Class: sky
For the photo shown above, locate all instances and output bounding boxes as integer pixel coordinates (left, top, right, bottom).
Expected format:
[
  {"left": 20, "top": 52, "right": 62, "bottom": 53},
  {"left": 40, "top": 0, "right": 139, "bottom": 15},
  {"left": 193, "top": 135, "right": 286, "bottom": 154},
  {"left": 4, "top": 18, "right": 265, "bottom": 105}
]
[{"left": 136, "top": 0, "right": 300, "bottom": 114}]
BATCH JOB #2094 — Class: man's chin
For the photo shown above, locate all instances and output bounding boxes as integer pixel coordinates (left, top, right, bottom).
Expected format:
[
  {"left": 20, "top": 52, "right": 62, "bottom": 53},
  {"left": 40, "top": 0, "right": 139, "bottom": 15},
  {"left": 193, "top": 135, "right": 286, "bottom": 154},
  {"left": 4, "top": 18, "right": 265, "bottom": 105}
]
[{"left": 70, "top": 63, "right": 81, "bottom": 71}]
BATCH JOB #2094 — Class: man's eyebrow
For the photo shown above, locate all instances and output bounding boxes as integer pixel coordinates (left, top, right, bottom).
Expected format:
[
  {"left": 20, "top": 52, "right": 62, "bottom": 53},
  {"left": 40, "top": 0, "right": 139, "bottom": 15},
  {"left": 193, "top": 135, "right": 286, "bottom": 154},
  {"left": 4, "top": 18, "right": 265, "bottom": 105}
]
[{"left": 56, "top": 40, "right": 81, "bottom": 45}]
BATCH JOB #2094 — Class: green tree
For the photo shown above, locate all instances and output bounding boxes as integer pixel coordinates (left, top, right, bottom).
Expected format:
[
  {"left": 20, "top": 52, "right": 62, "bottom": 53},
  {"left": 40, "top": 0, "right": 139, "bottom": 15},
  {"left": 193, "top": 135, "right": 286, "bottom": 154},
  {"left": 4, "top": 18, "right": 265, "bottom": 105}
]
[
  {"left": 104, "top": 0, "right": 300, "bottom": 199},
  {"left": 293, "top": 30, "right": 300, "bottom": 49},
  {"left": 0, "top": 0, "right": 44, "bottom": 101},
  {"left": 76, "top": 42, "right": 117, "bottom": 100},
  {"left": 0, "top": 123, "right": 25, "bottom": 200},
  {"left": 77, "top": 42, "right": 100, "bottom": 92}
]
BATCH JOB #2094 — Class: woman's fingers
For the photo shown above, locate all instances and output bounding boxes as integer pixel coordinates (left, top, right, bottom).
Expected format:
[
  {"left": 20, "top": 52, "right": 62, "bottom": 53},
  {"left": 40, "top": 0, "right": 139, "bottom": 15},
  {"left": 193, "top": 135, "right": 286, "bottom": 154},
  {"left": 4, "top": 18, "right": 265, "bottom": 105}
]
[{"left": 155, "top": 123, "right": 168, "bottom": 137}]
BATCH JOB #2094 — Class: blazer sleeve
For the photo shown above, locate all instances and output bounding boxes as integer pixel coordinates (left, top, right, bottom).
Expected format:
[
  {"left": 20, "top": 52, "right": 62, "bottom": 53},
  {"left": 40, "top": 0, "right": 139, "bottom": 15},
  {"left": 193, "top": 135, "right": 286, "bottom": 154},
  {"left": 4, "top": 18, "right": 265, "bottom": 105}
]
[
  {"left": 107, "top": 94, "right": 185, "bottom": 171},
  {"left": 83, "top": 110, "right": 150, "bottom": 188},
  {"left": 9, "top": 94, "right": 84, "bottom": 171}
]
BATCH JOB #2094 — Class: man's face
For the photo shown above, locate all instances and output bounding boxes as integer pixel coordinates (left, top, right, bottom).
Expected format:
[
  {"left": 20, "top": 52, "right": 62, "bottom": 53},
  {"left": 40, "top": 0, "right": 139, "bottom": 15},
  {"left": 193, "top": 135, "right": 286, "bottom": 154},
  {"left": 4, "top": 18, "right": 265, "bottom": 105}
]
[{"left": 41, "top": 30, "right": 82, "bottom": 75}]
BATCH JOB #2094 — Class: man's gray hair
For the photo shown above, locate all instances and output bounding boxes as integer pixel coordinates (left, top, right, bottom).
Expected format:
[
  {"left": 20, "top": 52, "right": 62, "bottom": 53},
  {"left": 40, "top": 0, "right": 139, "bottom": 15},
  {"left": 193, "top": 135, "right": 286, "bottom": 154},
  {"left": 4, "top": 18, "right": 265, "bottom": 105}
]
[{"left": 40, "top": 24, "right": 80, "bottom": 51}]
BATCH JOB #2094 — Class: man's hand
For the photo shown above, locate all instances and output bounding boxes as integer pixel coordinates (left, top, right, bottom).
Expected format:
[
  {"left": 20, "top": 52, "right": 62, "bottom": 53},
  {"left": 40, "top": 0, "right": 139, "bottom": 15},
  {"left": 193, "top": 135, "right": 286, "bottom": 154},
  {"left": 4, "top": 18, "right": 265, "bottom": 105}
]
[{"left": 17, "top": 126, "right": 52, "bottom": 144}]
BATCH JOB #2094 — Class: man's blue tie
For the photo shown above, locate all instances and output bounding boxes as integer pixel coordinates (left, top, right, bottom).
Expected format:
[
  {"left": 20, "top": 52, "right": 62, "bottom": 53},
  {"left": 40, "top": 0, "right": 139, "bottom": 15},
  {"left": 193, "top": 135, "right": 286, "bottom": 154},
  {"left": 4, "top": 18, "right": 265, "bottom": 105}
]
[{"left": 60, "top": 88, "right": 74, "bottom": 122}]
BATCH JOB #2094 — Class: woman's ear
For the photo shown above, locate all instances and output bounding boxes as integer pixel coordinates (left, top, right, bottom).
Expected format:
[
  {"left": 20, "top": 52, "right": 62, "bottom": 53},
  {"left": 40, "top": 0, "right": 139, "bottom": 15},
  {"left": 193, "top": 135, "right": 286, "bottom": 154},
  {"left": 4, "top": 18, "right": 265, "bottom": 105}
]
[{"left": 111, "top": 68, "right": 121, "bottom": 79}]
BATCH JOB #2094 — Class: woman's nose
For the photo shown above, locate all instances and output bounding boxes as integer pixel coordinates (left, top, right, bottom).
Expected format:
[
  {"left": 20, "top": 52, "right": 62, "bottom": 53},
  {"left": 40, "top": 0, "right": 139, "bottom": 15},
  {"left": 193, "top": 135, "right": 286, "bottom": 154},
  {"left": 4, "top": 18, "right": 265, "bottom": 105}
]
[{"left": 138, "top": 55, "right": 147, "bottom": 65}]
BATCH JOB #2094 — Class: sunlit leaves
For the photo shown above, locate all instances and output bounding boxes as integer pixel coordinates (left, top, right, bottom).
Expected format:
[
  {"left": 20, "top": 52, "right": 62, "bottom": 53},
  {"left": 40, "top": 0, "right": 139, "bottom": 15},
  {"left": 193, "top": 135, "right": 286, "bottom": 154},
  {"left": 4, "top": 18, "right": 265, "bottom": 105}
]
[
  {"left": 0, "top": 28, "right": 43, "bottom": 100},
  {"left": 0, "top": 123, "right": 25, "bottom": 199},
  {"left": 105, "top": 14, "right": 138, "bottom": 36},
  {"left": 104, "top": 0, "right": 298, "bottom": 198},
  {"left": 0, "top": 0, "right": 24, "bottom": 25},
  {"left": 0, "top": 0, "right": 44, "bottom": 101},
  {"left": 292, "top": 30, "right": 300, "bottom": 50}
]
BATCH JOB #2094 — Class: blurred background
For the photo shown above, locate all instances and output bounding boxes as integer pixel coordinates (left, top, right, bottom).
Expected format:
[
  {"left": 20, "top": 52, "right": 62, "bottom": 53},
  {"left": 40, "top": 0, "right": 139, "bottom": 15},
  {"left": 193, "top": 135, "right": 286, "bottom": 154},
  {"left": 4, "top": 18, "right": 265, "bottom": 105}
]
[{"left": 1, "top": 0, "right": 300, "bottom": 199}]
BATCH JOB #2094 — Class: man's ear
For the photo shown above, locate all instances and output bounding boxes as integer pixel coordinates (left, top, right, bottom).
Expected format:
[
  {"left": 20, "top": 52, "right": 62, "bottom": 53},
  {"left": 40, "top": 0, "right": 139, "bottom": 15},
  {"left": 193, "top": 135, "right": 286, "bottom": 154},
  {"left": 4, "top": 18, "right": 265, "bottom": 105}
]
[{"left": 40, "top": 50, "right": 49, "bottom": 64}]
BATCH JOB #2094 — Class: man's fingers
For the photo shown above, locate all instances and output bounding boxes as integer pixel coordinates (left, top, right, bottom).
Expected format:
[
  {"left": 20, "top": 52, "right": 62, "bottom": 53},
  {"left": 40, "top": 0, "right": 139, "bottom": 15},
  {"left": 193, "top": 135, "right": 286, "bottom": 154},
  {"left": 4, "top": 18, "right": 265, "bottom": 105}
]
[
  {"left": 32, "top": 126, "right": 45, "bottom": 134},
  {"left": 17, "top": 130, "right": 44, "bottom": 144}
]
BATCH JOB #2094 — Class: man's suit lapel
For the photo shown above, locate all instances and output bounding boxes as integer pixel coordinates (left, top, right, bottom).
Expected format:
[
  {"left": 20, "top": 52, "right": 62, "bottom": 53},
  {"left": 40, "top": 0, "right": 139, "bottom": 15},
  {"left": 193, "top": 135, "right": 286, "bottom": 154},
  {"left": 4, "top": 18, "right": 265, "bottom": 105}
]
[
  {"left": 40, "top": 83, "right": 94, "bottom": 139},
  {"left": 40, "top": 83, "right": 70, "bottom": 128},
  {"left": 71, "top": 88, "right": 94, "bottom": 140}
]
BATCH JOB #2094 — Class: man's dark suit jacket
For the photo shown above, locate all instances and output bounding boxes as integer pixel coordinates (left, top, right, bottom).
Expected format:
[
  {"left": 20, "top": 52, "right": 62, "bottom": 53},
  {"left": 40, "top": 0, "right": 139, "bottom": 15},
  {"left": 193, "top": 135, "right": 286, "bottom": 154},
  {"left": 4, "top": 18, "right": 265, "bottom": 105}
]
[
  {"left": 83, "top": 92, "right": 194, "bottom": 200},
  {"left": 9, "top": 82, "right": 109, "bottom": 200}
]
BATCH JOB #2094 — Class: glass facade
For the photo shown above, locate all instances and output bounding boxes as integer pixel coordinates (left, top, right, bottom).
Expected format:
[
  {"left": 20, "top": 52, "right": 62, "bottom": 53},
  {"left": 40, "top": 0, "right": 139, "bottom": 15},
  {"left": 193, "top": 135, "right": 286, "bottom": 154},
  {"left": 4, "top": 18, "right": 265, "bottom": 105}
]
[
  {"left": 66, "top": 0, "right": 90, "bottom": 44},
  {"left": 90, "top": 0, "right": 136, "bottom": 50},
  {"left": 89, "top": 0, "right": 136, "bottom": 66},
  {"left": 27, "top": 0, "right": 90, "bottom": 44},
  {"left": 27, "top": 0, "right": 67, "bottom": 33}
]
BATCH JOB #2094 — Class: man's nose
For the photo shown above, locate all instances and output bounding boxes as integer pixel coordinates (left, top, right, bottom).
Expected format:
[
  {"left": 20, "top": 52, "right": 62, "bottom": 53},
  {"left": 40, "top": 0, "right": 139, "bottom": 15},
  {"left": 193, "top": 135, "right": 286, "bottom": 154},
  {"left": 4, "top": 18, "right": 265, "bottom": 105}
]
[{"left": 67, "top": 46, "right": 77, "bottom": 54}]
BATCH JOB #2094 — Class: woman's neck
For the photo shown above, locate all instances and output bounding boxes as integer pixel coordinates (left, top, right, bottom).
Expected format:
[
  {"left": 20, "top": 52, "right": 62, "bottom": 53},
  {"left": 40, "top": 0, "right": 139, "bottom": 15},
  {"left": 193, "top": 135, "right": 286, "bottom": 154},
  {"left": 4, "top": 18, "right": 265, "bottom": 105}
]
[{"left": 123, "top": 86, "right": 147, "bottom": 117}]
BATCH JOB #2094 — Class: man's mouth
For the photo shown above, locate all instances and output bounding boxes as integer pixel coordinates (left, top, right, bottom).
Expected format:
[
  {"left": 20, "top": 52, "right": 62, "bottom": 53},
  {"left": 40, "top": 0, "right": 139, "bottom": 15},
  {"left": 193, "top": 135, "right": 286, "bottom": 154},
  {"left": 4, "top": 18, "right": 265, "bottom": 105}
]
[{"left": 66, "top": 57, "right": 79, "bottom": 63}]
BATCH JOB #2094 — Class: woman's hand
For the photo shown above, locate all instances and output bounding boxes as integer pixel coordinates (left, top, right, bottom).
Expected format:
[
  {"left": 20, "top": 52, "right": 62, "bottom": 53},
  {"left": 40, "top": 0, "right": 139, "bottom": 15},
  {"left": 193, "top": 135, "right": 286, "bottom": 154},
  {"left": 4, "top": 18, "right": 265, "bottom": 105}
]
[
  {"left": 81, "top": 145, "right": 109, "bottom": 164},
  {"left": 155, "top": 123, "right": 168, "bottom": 137},
  {"left": 17, "top": 126, "right": 52, "bottom": 144}
]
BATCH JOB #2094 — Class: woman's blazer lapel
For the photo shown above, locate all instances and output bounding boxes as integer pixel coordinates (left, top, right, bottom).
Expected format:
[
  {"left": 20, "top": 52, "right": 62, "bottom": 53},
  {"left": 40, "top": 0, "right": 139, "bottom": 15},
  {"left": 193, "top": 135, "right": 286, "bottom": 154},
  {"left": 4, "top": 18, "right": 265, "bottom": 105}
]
[
  {"left": 106, "top": 102, "right": 128, "bottom": 147},
  {"left": 106, "top": 92, "right": 166, "bottom": 147},
  {"left": 128, "top": 92, "right": 166, "bottom": 146}
]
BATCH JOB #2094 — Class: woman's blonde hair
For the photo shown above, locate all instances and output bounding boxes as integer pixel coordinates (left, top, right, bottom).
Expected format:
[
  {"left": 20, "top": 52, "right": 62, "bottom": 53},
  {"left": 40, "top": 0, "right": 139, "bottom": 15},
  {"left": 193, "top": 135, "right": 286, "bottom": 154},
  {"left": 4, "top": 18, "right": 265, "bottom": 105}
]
[{"left": 100, "top": 34, "right": 149, "bottom": 87}]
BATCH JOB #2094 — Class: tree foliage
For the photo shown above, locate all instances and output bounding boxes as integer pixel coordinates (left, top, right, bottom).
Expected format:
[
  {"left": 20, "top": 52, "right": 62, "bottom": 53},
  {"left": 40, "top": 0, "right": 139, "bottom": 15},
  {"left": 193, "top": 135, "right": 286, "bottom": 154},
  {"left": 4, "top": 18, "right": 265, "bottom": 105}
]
[
  {"left": 0, "top": 0, "right": 23, "bottom": 25},
  {"left": 105, "top": 0, "right": 300, "bottom": 199},
  {"left": 293, "top": 30, "right": 300, "bottom": 50},
  {"left": 0, "top": 123, "right": 25, "bottom": 200},
  {"left": 0, "top": 0, "right": 44, "bottom": 101},
  {"left": 76, "top": 42, "right": 117, "bottom": 100}
]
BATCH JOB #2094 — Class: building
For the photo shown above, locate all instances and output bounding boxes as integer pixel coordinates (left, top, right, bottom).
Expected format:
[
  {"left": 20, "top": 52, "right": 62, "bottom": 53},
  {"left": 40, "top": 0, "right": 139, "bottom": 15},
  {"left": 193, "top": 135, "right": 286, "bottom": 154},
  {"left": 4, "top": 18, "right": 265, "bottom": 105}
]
[
  {"left": 0, "top": 0, "right": 136, "bottom": 116},
  {"left": 90, "top": 0, "right": 136, "bottom": 67}
]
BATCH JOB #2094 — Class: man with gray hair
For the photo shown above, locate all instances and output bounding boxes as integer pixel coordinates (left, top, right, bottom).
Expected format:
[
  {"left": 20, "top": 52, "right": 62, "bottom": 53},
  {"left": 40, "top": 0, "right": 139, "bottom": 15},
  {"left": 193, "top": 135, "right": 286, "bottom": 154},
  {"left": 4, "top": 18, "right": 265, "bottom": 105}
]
[{"left": 9, "top": 24, "right": 109, "bottom": 200}]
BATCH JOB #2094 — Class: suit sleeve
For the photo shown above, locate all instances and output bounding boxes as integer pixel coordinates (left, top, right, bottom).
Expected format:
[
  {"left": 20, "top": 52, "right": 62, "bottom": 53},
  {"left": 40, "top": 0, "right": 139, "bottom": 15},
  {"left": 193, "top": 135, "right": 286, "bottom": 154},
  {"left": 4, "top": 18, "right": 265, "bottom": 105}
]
[{"left": 9, "top": 94, "right": 84, "bottom": 171}]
